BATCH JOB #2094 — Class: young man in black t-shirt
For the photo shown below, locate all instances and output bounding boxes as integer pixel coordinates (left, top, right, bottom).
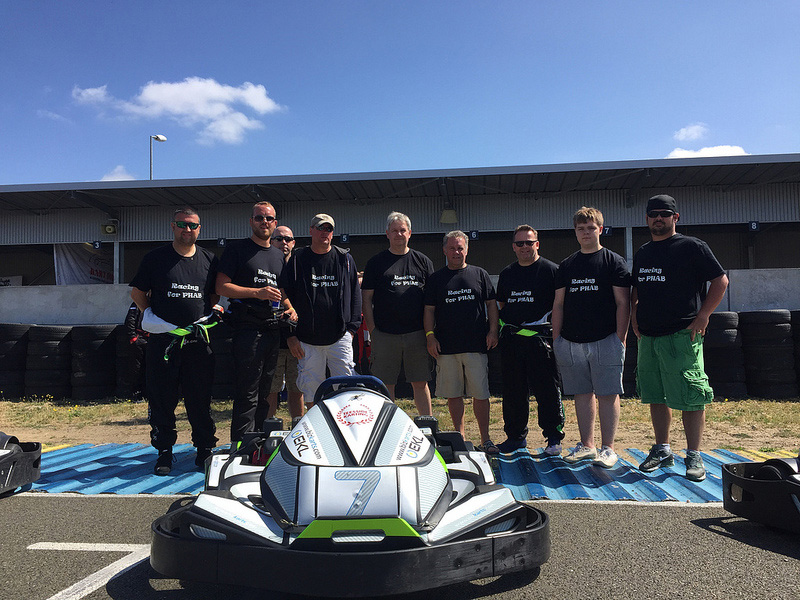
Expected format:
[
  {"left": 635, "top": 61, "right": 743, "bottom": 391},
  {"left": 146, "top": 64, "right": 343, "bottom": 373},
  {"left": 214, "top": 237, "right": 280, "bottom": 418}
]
[
  {"left": 279, "top": 214, "right": 361, "bottom": 408},
  {"left": 216, "top": 201, "right": 297, "bottom": 446},
  {"left": 496, "top": 225, "right": 565, "bottom": 455},
  {"left": 130, "top": 208, "right": 219, "bottom": 475},
  {"left": 552, "top": 207, "right": 631, "bottom": 468},
  {"left": 632, "top": 195, "right": 728, "bottom": 482},
  {"left": 424, "top": 231, "right": 499, "bottom": 452},
  {"left": 362, "top": 212, "right": 434, "bottom": 414}
]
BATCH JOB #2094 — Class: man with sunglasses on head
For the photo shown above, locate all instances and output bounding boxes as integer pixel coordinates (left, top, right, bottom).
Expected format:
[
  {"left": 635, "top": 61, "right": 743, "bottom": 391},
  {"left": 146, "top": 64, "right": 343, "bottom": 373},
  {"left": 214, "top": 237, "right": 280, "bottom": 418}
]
[
  {"left": 265, "top": 225, "right": 304, "bottom": 419},
  {"left": 362, "top": 212, "right": 434, "bottom": 415},
  {"left": 279, "top": 214, "right": 361, "bottom": 410},
  {"left": 495, "top": 225, "right": 565, "bottom": 456},
  {"left": 130, "top": 207, "right": 219, "bottom": 475},
  {"left": 216, "top": 202, "right": 296, "bottom": 448},
  {"left": 632, "top": 195, "right": 728, "bottom": 482}
]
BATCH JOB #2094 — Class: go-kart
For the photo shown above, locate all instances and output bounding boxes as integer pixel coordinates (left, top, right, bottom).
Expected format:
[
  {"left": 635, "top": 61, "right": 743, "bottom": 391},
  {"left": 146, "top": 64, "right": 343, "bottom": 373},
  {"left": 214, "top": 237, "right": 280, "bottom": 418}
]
[
  {"left": 722, "top": 453, "right": 800, "bottom": 534},
  {"left": 0, "top": 432, "right": 41, "bottom": 496},
  {"left": 150, "top": 376, "right": 550, "bottom": 596}
]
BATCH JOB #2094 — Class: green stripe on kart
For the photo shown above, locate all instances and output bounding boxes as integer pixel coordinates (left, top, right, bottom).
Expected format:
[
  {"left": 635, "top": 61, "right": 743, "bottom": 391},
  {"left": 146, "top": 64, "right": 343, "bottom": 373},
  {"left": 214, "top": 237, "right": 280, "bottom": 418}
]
[{"left": 297, "top": 518, "right": 420, "bottom": 539}]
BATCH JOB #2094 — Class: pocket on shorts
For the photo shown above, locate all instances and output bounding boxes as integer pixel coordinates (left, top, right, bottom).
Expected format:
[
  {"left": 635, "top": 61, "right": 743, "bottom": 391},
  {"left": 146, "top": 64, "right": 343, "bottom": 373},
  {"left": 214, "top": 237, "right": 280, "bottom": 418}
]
[
  {"left": 598, "top": 334, "right": 625, "bottom": 367},
  {"left": 681, "top": 369, "right": 714, "bottom": 408},
  {"left": 552, "top": 336, "right": 573, "bottom": 367}
]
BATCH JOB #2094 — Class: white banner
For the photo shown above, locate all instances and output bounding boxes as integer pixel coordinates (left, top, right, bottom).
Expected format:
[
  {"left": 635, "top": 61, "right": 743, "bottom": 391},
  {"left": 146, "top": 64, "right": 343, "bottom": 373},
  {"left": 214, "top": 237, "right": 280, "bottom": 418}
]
[{"left": 53, "top": 244, "right": 114, "bottom": 285}]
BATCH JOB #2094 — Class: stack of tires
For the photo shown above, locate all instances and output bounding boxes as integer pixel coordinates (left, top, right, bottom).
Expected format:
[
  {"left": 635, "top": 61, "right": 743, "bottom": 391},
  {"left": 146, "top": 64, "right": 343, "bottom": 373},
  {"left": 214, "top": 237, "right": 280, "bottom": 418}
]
[
  {"left": 25, "top": 325, "right": 72, "bottom": 400},
  {"left": 0, "top": 324, "right": 30, "bottom": 399},
  {"left": 70, "top": 325, "right": 118, "bottom": 401},
  {"left": 210, "top": 322, "right": 234, "bottom": 399},
  {"left": 740, "top": 310, "right": 798, "bottom": 399},
  {"left": 622, "top": 325, "right": 638, "bottom": 397},
  {"left": 115, "top": 325, "right": 146, "bottom": 399},
  {"left": 793, "top": 311, "right": 800, "bottom": 389},
  {"left": 703, "top": 311, "right": 747, "bottom": 399}
]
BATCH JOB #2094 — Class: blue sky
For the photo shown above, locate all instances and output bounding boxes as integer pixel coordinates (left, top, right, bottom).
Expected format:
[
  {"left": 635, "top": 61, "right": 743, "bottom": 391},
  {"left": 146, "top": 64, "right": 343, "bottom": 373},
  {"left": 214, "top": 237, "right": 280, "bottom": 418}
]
[{"left": 1, "top": 1, "right": 798, "bottom": 185}]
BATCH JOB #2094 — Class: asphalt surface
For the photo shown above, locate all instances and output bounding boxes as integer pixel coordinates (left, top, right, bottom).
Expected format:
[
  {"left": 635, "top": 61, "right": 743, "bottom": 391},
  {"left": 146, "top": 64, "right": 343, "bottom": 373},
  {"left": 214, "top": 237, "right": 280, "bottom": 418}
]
[{"left": 1, "top": 494, "right": 797, "bottom": 600}]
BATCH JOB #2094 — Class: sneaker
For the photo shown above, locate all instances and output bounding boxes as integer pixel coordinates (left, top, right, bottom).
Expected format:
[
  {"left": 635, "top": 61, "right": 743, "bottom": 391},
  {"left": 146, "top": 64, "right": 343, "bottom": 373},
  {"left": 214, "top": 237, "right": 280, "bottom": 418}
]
[
  {"left": 195, "top": 447, "right": 213, "bottom": 468},
  {"left": 684, "top": 451, "right": 706, "bottom": 482},
  {"left": 593, "top": 446, "right": 618, "bottom": 469},
  {"left": 496, "top": 438, "right": 528, "bottom": 453},
  {"left": 478, "top": 439, "right": 500, "bottom": 455},
  {"left": 639, "top": 445, "right": 674, "bottom": 472},
  {"left": 154, "top": 449, "right": 173, "bottom": 476},
  {"left": 564, "top": 442, "right": 598, "bottom": 463},
  {"left": 543, "top": 440, "right": 562, "bottom": 456}
]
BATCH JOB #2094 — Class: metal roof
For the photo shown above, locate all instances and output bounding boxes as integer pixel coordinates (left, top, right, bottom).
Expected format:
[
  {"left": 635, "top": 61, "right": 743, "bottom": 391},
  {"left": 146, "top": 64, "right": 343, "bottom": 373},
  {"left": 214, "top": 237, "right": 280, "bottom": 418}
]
[{"left": 3, "top": 153, "right": 800, "bottom": 217}]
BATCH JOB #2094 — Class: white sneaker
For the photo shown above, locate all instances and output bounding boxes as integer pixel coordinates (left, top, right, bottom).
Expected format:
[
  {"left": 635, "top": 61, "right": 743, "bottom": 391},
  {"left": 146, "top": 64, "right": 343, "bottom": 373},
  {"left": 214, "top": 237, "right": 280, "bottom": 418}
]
[
  {"left": 564, "top": 442, "right": 598, "bottom": 463},
  {"left": 543, "top": 442, "right": 562, "bottom": 456},
  {"left": 593, "top": 446, "right": 618, "bottom": 468}
]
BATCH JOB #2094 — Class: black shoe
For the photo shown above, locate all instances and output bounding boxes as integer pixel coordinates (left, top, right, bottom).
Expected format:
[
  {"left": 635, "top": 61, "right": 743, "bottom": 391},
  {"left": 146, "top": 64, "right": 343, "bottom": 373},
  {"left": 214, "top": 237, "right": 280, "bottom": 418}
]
[
  {"left": 154, "top": 449, "right": 173, "bottom": 476},
  {"left": 195, "top": 447, "right": 213, "bottom": 468},
  {"left": 496, "top": 438, "right": 528, "bottom": 453}
]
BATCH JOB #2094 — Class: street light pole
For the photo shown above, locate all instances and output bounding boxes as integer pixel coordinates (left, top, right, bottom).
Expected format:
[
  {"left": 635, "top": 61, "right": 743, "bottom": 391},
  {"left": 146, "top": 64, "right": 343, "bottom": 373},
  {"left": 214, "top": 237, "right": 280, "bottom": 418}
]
[{"left": 149, "top": 134, "right": 167, "bottom": 180}]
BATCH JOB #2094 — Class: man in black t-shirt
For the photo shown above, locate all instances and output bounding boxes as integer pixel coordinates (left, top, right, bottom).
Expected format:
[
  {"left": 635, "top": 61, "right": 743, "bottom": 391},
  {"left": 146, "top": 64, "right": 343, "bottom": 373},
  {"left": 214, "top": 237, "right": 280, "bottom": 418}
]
[
  {"left": 279, "top": 214, "right": 361, "bottom": 408},
  {"left": 265, "top": 225, "right": 303, "bottom": 418},
  {"left": 496, "top": 225, "right": 565, "bottom": 456},
  {"left": 632, "top": 195, "right": 728, "bottom": 482},
  {"left": 130, "top": 207, "right": 219, "bottom": 475},
  {"left": 424, "top": 231, "right": 499, "bottom": 452},
  {"left": 362, "top": 212, "right": 434, "bottom": 415},
  {"left": 216, "top": 202, "right": 297, "bottom": 446},
  {"left": 552, "top": 207, "right": 631, "bottom": 468}
]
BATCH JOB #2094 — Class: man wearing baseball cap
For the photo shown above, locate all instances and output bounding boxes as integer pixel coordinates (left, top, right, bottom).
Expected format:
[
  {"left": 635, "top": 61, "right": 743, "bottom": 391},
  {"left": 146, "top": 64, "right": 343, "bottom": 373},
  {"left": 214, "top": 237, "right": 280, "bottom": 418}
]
[
  {"left": 279, "top": 213, "right": 361, "bottom": 408},
  {"left": 631, "top": 194, "right": 728, "bottom": 481}
]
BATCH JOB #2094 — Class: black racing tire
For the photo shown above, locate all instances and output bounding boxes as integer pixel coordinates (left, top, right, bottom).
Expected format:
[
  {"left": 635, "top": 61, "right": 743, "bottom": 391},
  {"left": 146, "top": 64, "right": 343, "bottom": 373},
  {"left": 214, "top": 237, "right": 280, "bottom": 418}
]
[
  {"left": 26, "top": 355, "right": 71, "bottom": 371},
  {"left": 0, "top": 371, "right": 24, "bottom": 386},
  {"left": 744, "top": 367, "right": 797, "bottom": 385},
  {"left": 710, "top": 381, "right": 748, "bottom": 399},
  {"left": 703, "top": 328, "right": 741, "bottom": 348},
  {"left": 70, "top": 384, "right": 115, "bottom": 401},
  {"left": 24, "top": 369, "right": 71, "bottom": 386},
  {"left": 738, "top": 310, "right": 791, "bottom": 325},
  {"left": 746, "top": 382, "right": 799, "bottom": 399},
  {"left": 0, "top": 339, "right": 29, "bottom": 356},
  {"left": 28, "top": 325, "right": 73, "bottom": 341},
  {"left": 703, "top": 347, "right": 745, "bottom": 368},
  {"left": 72, "top": 357, "right": 115, "bottom": 373},
  {"left": 70, "top": 325, "right": 118, "bottom": 341},
  {"left": 71, "top": 371, "right": 116, "bottom": 387},
  {"left": 0, "top": 354, "right": 26, "bottom": 371},
  {"left": 741, "top": 347, "right": 795, "bottom": 371},
  {"left": 708, "top": 311, "right": 739, "bottom": 330},
  {"left": 27, "top": 340, "right": 71, "bottom": 356},
  {"left": 0, "top": 384, "right": 24, "bottom": 399},
  {"left": 0, "top": 323, "right": 31, "bottom": 340},
  {"left": 24, "top": 385, "right": 70, "bottom": 399},
  {"left": 739, "top": 323, "right": 792, "bottom": 343},
  {"left": 705, "top": 364, "right": 746, "bottom": 382}
]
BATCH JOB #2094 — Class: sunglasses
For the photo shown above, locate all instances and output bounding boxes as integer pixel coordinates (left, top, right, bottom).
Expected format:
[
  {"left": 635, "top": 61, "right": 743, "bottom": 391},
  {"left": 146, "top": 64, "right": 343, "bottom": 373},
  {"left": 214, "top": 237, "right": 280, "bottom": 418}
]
[
  {"left": 272, "top": 235, "right": 294, "bottom": 242},
  {"left": 314, "top": 224, "right": 334, "bottom": 233},
  {"left": 514, "top": 240, "right": 537, "bottom": 247},
  {"left": 174, "top": 221, "right": 200, "bottom": 230},
  {"left": 252, "top": 215, "right": 276, "bottom": 223},
  {"left": 647, "top": 210, "right": 675, "bottom": 219}
]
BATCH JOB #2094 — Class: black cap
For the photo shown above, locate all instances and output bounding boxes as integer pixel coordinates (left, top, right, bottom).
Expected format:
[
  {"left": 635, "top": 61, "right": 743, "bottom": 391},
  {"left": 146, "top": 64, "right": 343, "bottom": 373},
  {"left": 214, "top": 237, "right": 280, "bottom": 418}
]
[{"left": 647, "top": 194, "right": 677, "bottom": 213}]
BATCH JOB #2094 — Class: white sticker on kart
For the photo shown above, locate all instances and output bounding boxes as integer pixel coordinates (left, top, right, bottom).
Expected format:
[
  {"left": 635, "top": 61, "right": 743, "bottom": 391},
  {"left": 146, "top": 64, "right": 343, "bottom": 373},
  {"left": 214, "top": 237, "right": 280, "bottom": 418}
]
[
  {"left": 315, "top": 466, "right": 399, "bottom": 518},
  {"left": 389, "top": 422, "right": 432, "bottom": 466},
  {"left": 324, "top": 392, "right": 386, "bottom": 462},
  {"left": 286, "top": 419, "right": 329, "bottom": 465}
]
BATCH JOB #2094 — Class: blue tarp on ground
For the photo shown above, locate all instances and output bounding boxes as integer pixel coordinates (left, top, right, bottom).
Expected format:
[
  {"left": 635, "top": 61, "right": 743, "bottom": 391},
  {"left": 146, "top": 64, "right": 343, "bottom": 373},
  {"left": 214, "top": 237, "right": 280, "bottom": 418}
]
[{"left": 29, "top": 444, "right": 792, "bottom": 501}]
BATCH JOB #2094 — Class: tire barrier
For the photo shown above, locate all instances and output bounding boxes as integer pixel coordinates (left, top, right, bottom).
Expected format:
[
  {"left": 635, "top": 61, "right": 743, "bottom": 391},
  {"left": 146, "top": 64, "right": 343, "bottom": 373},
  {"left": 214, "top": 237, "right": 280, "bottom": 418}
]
[
  {"left": 739, "top": 310, "right": 798, "bottom": 399},
  {"left": 704, "top": 311, "right": 747, "bottom": 399},
  {"left": 70, "top": 325, "right": 118, "bottom": 401},
  {"left": 622, "top": 324, "right": 637, "bottom": 397},
  {"left": 0, "top": 324, "right": 30, "bottom": 399},
  {"left": 24, "top": 325, "right": 72, "bottom": 400},
  {"left": 210, "top": 321, "right": 234, "bottom": 400}
]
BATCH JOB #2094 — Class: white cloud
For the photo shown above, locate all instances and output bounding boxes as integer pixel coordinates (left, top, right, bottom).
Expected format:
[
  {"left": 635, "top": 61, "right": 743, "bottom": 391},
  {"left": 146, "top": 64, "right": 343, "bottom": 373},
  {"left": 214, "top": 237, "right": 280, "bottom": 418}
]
[
  {"left": 101, "top": 165, "right": 135, "bottom": 181},
  {"left": 673, "top": 122, "right": 709, "bottom": 142},
  {"left": 72, "top": 77, "right": 282, "bottom": 145},
  {"left": 37, "top": 109, "right": 71, "bottom": 124},
  {"left": 666, "top": 145, "right": 749, "bottom": 159}
]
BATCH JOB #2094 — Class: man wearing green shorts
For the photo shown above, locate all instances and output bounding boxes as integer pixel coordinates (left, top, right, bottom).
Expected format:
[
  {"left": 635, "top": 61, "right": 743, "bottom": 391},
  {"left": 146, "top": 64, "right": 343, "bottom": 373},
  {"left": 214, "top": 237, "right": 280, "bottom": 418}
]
[{"left": 631, "top": 195, "right": 728, "bottom": 481}]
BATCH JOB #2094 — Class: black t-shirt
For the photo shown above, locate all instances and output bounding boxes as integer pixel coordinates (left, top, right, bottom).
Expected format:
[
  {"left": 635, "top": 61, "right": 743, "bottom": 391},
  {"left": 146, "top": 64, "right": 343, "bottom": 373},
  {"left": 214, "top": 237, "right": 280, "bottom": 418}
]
[
  {"left": 279, "top": 248, "right": 343, "bottom": 345},
  {"left": 218, "top": 238, "right": 285, "bottom": 308},
  {"left": 424, "top": 264, "right": 496, "bottom": 354},
  {"left": 362, "top": 249, "right": 434, "bottom": 334},
  {"left": 496, "top": 258, "right": 558, "bottom": 326},
  {"left": 129, "top": 244, "right": 218, "bottom": 327},
  {"left": 633, "top": 234, "right": 725, "bottom": 337},
  {"left": 555, "top": 248, "right": 631, "bottom": 343}
]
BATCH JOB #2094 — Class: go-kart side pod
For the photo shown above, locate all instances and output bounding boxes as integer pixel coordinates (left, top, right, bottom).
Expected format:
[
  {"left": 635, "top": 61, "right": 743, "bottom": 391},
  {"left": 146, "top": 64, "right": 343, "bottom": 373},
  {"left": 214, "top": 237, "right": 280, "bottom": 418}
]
[
  {"left": 722, "top": 458, "right": 800, "bottom": 534},
  {"left": 0, "top": 432, "right": 42, "bottom": 495}
]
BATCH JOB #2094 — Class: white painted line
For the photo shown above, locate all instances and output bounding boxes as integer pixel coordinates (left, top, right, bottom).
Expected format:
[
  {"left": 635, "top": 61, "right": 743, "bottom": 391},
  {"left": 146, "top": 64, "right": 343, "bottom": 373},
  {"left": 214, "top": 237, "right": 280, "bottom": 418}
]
[{"left": 28, "top": 542, "right": 150, "bottom": 600}]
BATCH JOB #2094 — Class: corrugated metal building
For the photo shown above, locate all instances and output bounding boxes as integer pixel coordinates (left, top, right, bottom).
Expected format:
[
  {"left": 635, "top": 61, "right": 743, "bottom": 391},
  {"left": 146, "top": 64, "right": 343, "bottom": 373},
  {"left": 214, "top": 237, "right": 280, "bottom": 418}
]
[{"left": 1, "top": 153, "right": 799, "bottom": 285}]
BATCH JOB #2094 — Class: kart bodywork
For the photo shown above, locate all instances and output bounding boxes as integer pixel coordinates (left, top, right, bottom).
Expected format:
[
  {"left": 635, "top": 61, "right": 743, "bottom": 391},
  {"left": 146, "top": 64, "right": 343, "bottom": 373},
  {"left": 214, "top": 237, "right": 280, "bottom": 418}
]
[{"left": 0, "top": 432, "right": 41, "bottom": 496}]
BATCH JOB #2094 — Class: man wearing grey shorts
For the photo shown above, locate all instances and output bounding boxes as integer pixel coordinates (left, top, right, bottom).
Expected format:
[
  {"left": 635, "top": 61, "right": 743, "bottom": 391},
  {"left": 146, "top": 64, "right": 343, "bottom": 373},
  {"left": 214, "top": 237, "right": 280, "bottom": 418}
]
[
  {"left": 362, "top": 212, "right": 434, "bottom": 414},
  {"left": 552, "top": 207, "right": 631, "bottom": 468}
]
